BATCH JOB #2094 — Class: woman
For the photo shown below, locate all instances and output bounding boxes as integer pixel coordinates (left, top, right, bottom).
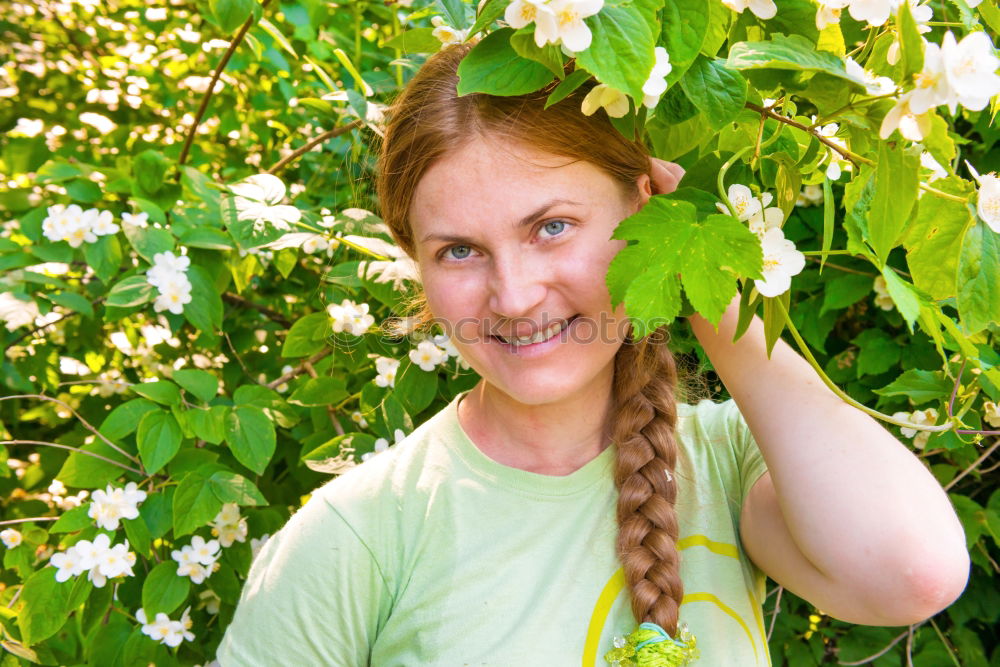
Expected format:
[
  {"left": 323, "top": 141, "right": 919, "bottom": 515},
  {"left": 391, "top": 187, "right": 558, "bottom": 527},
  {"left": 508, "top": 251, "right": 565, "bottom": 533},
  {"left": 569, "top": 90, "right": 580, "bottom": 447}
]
[{"left": 217, "top": 44, "right": 969, "bottom": 666}]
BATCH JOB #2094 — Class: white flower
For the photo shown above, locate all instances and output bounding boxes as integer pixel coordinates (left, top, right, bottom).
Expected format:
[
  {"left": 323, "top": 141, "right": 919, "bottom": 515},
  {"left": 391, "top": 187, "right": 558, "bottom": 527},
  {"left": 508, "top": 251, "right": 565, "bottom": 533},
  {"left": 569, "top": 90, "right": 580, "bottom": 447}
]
[
  {"left": 430, "top": 16, "right": 468, "bottom": 46},
  {"left": 189, "top": 535, "right": 222, "bottom": 566},
  {"left": 844, "top": 57, "right": 895, "bottom": 95},
  {"left": 717, "top": 184, "right": 766, "bottom": 222},
  {"left": 642, "top": 47, "right": 672, "bottom": 109},
  {"left": 172, "top": 541, "right": 217, "bottom": 584},
  {"left": 13, "top": 118, "right": 44, "bottom": 137},
  {"left": 1, "top": 528, "right": 22, "bottom": 549},
  {"left": 137, "top": 608, "right": 194, "bottom": 647},
  {"left": 879, "top": 91, "right": 934, "bottom": 141},
  {"left": 722, "top": 0, "right": 777, "bottom": 20},
  {"left": 79, "top": 112, "right": 117, "bottom": 134},
  {"left": 351, "top": 411, "right": 369, "bottom": 428},
  {"left": 210, "top": 504, "right": 248, "bottom": 548},
  {"left": 145, "top": 7, "right": 167, "bottom": 20},
  {"left": 872, "top": 276, "right": 895, "bottom": 310},
  {"left": 147, "top": 251, "right": 191, "bottom": 288},
  {"left": 504, "top": 0, "right": 549, "bottom": 31},
  {"left": 753, "top": 228, "right": 806, "bottom": 297},
  {"left": 121, "top": 211, "right": 149, "bottom": 228},
  {"left": 50, "top": 546, "right": 86, "bottom": 581},
  {"left": 967, "top": 164, "right": 1000, "bottom": 234},
  {"left": 362, "top": 429, "right": 406, "bottom": 462},
  {"left": 327, "top": 299, "right": 375, "bottom": 336},
  {"left": 532, "top": 0, "right": 604, "bottom": 52},
  {"left": 893, "top": 408, "right": 938, "bottom": 448},
  {"left": 198, "top": 589, "right": 222, "bottom": 615},
  {"left": 250, "top": 534, "right": 270, "bottom": 562},
  {"left": 73, "top": 535, "right": 111, "bottom": 571},
  {"left": 301, "top": 234, "right": 329, "bottom": 254},
  {"left": 88, "top": 482, "right": 147, "bottom": 531},
  {"left": 374, "top": 356, "right": 400, "bottom": 387},
  {"left": 580, "top": 84, "right": 629, "bottom": 118},
  {"left": 886, "top": 1, "right": 933, "bottom": 65},
  {"left": 85, "top": 209, "right": 119, "bottom": 236},
  {"left": 748, "top": 204, "right": 784, "bottom": 237},
  {"left": 48, "top": 479, "right": 67, "bottom": 496},
  {"left": 431, "top": 333, "right": 460, "bottom": 359},
  {"left": 229, "top": 173, "right": 302, "bottom": 233},
  {"left": 919, "top": 151, "right": 948, "bottom": 182},
  {"left": 796, "top": 184, "right": 824, "bottom": 207},
  {"left": 95, "top": 540, "right": 136, "bottom": 578},
  {"left": 940, "top": 31, "right": 1000, "bottom": 114},
  {"left": 815, "top": 122, "right": 851, "bottom": 179},
  {"left": 815, "top": 0, "right": 849, "bottom": 29},
  {"left": 152, "top": 275, "right": 193, "bottom": 315},
  {"left": 360, "top": 257, "right": 420, "bottom": 290},
  {"left": 0, "top": 292, "right": 40, "bottom": 331},
  {"left": 983, "top": 401, "right": 1000, "bottom": 428},
  {"left": 409, "top": 339, "right": 449, "bottom": 372},
  {"left": 848, "top": 0, "right": 900, "bottom": 27}
]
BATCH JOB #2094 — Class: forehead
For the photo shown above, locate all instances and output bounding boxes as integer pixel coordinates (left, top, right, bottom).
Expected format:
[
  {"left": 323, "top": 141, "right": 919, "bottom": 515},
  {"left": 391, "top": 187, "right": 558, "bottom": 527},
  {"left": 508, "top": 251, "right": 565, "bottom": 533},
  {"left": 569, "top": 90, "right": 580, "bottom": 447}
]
[{"left": 409, "top": 135, "right": 622, "bottom": 241}]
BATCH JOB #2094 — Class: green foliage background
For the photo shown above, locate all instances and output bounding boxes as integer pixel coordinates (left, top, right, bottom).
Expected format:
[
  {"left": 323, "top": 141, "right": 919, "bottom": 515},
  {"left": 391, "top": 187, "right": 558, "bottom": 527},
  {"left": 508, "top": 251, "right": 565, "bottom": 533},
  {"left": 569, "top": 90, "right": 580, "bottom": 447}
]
[{"left": 1, "top": 0, "right": 999, "bottom": 664}]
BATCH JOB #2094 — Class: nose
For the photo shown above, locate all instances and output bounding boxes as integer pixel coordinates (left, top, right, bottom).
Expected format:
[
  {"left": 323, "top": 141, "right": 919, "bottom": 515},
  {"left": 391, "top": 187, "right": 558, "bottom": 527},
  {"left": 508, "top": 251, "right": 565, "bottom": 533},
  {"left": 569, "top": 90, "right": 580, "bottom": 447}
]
[{"left": 487, "top": 252, "right": 548, "bottom": 325}]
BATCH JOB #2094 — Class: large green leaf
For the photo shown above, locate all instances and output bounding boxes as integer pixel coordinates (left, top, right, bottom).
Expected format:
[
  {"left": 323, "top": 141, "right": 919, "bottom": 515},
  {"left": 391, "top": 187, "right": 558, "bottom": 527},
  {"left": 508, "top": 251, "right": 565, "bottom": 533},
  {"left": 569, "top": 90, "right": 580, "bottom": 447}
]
[
  {"left": 873, "top": 369, "right": 953, "bottom": 404},
  {"left": 727, "top": 33, "right": 858, "bottom": 83},
  {"left": 82, "top": 235, "right": 122, "bottom": 283},
  {"left": 56, "top": 440, "right": 134, "bottom": 488},
  {"left": 172, "top": 369, "right": 219, "bottom": 403},
  {"left": 211, "top": 0, "right": 254, "bottom": 33},
  {"left": 288, "top": 376, "right": 348, "bottom": 406},
  {"left": 903, "top": 177, "right": 974, "bottom": 299},
  {"left": 680, "top": 56, "right": 747, "bottom": 129},
  {"left": 225, "top": 405, "right": 276, "bottom": 475},
  {"left": 184, "top": 265, "right": 223, "bottom": 333},
  {"left": 142, "top": 561, "right": 190, "bottom": 617},
  {"left": 172, "top": 467, "right": 225, "bottom": 537},
  {"left": 132, "top": 380, "right": 182, "bottom": 406},
  {"left": 869, "top": 141, "right": 919, "bottom": 264},
  {"left": 607, "top": 198, "right": 762, "bottom": 331},
  {"left": 208, "top": 469, "right": 267, "bottom": 505},
  {"left": 106, "top": 275, "right": 155, "bottom": 308},
  {"left": 456, "top": 28, "right": 555, "bottom": 96},
  {"left": 18, "top": 568, "right": 75, "bottom": 645},
  {"left": 121, "top": 224, "right": 174, "bottom": 264},
  {"left": 99, "top": 398, "right": 158, "bottom": 441},
  {"left": 575, "top": 0, "right": 661, "bottom": 101},
  {"left": 661, "top": 0, "right": 709, "bottom": 85},
  {"left": 282, "top": 311, "right": 330, "bottom": 357},
  {"left": 136, "top": 410, "right": 183, "bottom": 475},
  {"left": 957, "top": 219, "right": 1000, "bottom": 334}
]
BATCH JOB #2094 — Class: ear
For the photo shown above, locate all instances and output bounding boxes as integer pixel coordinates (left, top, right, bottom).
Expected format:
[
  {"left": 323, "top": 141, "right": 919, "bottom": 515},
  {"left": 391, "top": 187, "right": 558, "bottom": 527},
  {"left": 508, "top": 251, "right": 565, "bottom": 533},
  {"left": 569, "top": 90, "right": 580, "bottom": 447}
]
[{"left": 636, "top": 172, "right": 653, "bottom": 209}]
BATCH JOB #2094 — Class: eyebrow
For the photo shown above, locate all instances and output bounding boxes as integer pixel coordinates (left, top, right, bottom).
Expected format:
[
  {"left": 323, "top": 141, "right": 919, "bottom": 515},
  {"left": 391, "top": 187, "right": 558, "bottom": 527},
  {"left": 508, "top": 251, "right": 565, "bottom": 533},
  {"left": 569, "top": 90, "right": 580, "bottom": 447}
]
[{"left": 418, "top": 198, "right": 584, "bottom": 245}]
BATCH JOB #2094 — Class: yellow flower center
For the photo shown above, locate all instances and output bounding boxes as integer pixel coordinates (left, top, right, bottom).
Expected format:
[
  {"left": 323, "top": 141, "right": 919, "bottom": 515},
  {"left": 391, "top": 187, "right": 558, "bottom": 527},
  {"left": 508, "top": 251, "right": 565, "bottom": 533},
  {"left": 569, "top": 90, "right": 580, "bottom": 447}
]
[
  {"left": 557, "top": 8, "right": 578, "bottom": 26},
  {"left": 520, "top": 4, "right": 536, "bottom": 21}
]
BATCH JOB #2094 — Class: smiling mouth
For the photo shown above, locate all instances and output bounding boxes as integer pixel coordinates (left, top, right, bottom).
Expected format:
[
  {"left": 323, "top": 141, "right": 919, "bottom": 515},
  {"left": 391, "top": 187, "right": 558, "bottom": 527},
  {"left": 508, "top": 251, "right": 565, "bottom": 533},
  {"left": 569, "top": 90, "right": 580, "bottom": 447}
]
[{"left": 491, "top": 315, "right": 580, "bottom": 346}]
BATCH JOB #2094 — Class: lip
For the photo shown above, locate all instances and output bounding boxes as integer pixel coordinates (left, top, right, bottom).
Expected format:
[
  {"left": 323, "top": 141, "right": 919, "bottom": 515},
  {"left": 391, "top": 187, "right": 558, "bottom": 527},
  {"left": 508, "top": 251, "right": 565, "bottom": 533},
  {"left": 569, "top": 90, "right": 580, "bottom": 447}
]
[{"left": 489, "top": 315, "right": 579, "bottom": 357}]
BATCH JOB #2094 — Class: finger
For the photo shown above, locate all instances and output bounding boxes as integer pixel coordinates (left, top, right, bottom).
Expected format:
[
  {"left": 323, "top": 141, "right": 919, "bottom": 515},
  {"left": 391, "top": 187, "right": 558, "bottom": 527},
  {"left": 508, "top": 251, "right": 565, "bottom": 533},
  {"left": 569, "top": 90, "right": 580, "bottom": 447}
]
[{"left": 649, "top": 158, "right": 684, "bottom": 194}]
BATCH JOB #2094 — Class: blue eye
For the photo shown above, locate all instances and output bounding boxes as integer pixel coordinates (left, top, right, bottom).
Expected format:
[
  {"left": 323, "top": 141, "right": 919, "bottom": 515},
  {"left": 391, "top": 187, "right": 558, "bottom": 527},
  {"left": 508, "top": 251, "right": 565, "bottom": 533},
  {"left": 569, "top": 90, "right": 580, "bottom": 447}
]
[
  {"left": 445, "top": 245, "right": 472, "bottom": 260},
  {"left": 540, "top": 220, "right": 567, "bottom": 238}
]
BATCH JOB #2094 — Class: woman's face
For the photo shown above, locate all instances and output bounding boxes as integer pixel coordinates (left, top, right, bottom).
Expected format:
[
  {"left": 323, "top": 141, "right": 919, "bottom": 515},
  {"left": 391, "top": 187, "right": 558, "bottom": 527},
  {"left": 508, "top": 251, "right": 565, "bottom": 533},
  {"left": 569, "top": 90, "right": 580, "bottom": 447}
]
[{"left": 409, "top": 134, "right": 651, "bottom": 407}]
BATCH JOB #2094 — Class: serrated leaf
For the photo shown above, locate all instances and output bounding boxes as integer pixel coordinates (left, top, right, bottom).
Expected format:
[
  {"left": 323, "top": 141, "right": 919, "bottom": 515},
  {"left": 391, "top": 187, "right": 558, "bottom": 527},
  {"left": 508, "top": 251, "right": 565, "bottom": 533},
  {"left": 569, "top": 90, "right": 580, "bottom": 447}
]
[
  {"left": 903, "top": 176, "right": 974, "bottom": 299},
  {"left": 122, "top": 224, "right": 174, "bottom": 264},
  {"left": 456, "top": 28, "right": 555, "bottom": 96},
  {"left": 82, "top": 235, "right": 122, "bottom": 284},
  {"left": 208, "top": 470, "right": 266, "bottom": 505},
  {"left": 468, "top": 0, "right": 507, "bottom": 36},
  {"left": 282, "top": 311, "right": 330, "bottom": 357},
  {"left": 48, "top": 291, "right": 95, "bottom": 318},
  {"left": 879, "top": 267, "right": 923, "bottom": 331},
  {"left": 172, "top": 470, "right": 224, "bottom": 537},
  {"left": 225, "top": 406, "right": 276, "bottom": 475},
  {"left": 661, "top": 0, "right": 709, "bottom": 85},
  {"left": 873, "top": 369, "right": 952, "bottom": 404},
  {"left": 184, "top": 265, "right": 223, "bottom": 333},
  {"left": 869, "top": 141, "right": 919, "bottom": 264},
  {"left": 957, "top": 219, "right": 1000, "bottom": 333},
  {"left": 728, "top": 34, "right": 861, "bottom": 86},
  {"left": 575, "top": 0, "right": 661, "bottom": 101},
  {"left": 49, "top": 504, "right": 93, "bottom": 533},
  {"left": 383, "top": 27, "right": 442, "bottom": 53},
  {"left": 680, "top": 56, "right": 747, "bottom": 129},
  {"left": 607, "top": 198, "right": 762, "bottom": 327}
]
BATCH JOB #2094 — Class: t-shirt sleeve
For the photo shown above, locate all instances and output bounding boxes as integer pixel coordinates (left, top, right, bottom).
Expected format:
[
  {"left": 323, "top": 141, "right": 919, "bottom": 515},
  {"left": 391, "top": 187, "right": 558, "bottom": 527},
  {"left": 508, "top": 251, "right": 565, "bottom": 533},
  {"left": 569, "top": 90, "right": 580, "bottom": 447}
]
[
  {"left": 216, "top": 491, "right": 392, "bottom": 666},
  {"left": 720, "top": 399, "right": 769, "bottom": 513}
]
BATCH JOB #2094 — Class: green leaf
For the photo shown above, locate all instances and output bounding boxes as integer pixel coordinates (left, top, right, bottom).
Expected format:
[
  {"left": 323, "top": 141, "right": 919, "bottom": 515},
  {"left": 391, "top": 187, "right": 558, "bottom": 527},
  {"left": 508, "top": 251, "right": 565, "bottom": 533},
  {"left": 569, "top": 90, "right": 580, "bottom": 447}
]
[
  {"left": 122, "top": 223, "right": 174, "bottom": 263},
  {"left": 82, "top": 235, "right": 123, "bottom": 284},
  {"left": 727, "top": 33, "right": 859, "bottom": 84},
  {"left": 106, "top": 275, "right": 155, "bottom": 308},
  {"left": 123, "top": 515, "right": 152, "bottom": 558},
  {"left": 288, "top": 376, "right": 348, "bottom": 407},
  {"left": 957, "top": 219, "right": 1000, "bottom": 334},
  {"left": 680, "top": 56, "right": 747, "bottom": 129},
  {"left": 383, "top": 27, "right": 443, "bottom": 53},
  {"left": 49, "top": 504, "right": 93, "bottom": 534},
  {"left": 259, "top": 18, "right": 297, "bottom": 57},
  {"left": 820, "top": 177, "right": 834, "bottom": 272},
  {"left": 510, "top": 30, "right": 564, "bottom": 78},
  {"left": 661, "top": 0, "right": 709, "bottom": 85},
  {"left": 208, "top": 470, "right": 267, "bottom": 505},
  {"left": 142, "top": 561, "right": 190, "bottom": 617},
  {"left": 84, "top": 613, "right": 131, "bottom": 666},
  {"left": 468, "top": 0, "right": 507, "bottom": 36},
  {"left": 394, "top": 358, "right": 439, "bottom": 416},
  {"left": 896, "top": 0, "right": 924, "bottom": 81},
  {"left": 186, "top": 405, "right": 230, "bottom": 445},
  {"left": 48, "top": 291, "right": 95, "bottom": 319},
  {"left": 852, "top": 328, "right": 900, "bottom": 377},
  {"left": 18, "top": 568, "right": 75, "bottom": 645},
  {"left": 282, "top": 311, "right": 330, "bottom": 357},
  {"left": 608, "top": 198, "right": 762, "bottom": 330},
  {"left": 879, "top": 267, "right": 923, "bottom": 331},
  {"left": 874, "top": 369, "right": 952, "bottom": 404},
  {"left": 172, "top": 369, "right": 219, "bottom": 403},
  {"left": 133, "top": 150, "right": 170, "bottom": 197},
  {"left": 869, "top": 141, "right": 919, "bottom": 264},
  {"left": 820, "top": 273, "right": 873, "bottom": 314},
  {"left": 184, "top": 264, "right": 224, "bottom": 333},
  {"left": 225, "top": 405, "right": 276, "bottom": 475},
  {"left": 172, "top": 469, "right": 224, "bottom": 537},
  {"left": 179, "top": 227, "right": 235, "bottom": 250},
  {"left": 576, "top": 0, "right": 661, "bottom": 101},
  {"left": 140, "top": 488, "right": 174, "bottom": 540},
  {"left": 456, "top": 28, "right": 555, "bottom": 96},
  {"left": 132, "top": 380, "right": 182, "bottom": 406},
  {"left": 211, "top": 0, "right": 254, "bottom": 33},
  {"left": 57, "top": 440, "right": 134, "bottom": 488},
  {"left": 100, "top": 398, "right": 158, "bottom": 440},
  {"left": 66, "top": 179, "right": 102, "bottom": 204},
  {"left": 136, "top": 410, "right": 183, "bottom": 474},
  {"left": 903, "top": 176, "right": 974, "bottom": 299},
  {"left": 36, "top": 160, "right": 84, "bottom": 183}
]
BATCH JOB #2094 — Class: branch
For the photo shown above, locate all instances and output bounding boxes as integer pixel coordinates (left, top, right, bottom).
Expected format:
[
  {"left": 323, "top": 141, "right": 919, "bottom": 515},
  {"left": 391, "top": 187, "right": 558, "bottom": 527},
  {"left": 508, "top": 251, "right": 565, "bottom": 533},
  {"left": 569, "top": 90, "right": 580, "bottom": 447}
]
[
  {"left": 2, "top": 440, "right": 145, "bottom": 476},
  {"left": 0, "top": 516, "right": 60, "bottom": 527},
  {"left": 839, "top": 623, "right": 924, "bottom": 665},
  {"left": 943, "top": 438, "right": 1000, "bottom": 491},
  {"left": 177, "top": 0, "right": 273, "bottom": 169},
  {"left": 264, "top": 120, "right": 365, "bottom": 175},
  {"left": 265, "top": 348, "right": 332, "bottom": 389},
  {"left": 744, "top": 102, "right": 875, "bottom": 168},
  {"left": 301, "top": 360, "right": 345, "bottom": 436},
  {"left": 222, "top": 292, "right": 292, "bottom": 327}
]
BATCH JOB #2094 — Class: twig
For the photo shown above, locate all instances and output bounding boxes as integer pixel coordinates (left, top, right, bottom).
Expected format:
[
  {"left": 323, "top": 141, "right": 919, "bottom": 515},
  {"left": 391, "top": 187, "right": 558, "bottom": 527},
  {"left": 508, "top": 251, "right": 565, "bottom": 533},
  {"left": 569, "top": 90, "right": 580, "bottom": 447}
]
[
  {"left": 838, "top": 622, "right": 924, "bottom": 665},
  {"left": 1, "top": 440, "right": 145, "bottom": 475},
  {"left": 265, "top": 348, "right": 332, "bottom": 389},
  {"left": 11, "top": 311, "right": 72, "bottom": 345},
  {"left": 177, "top": 0, "right": 273, "bottom": 169},
  {"left": 264, "top": 120, "right": 365, "bottom": 175},
  {"left": 745, "top": 102, "right": 874, "bottom": 168},
  {"left": 920, "top": 184, "right": 968, "bottom": 204},
  {"left": 0, "top": 395, "right": 141, "bottom": 465},
  {"left": 929, "top": 617, "right": 962, "bottom": 667},
  {"left": 302, "top": 361, "right": 345, "bottom": 436},
  {"left": 0, "top": 516, "right": 60, "bottom": 527},
  {"left": 222, "top": 292, "right": 292, "bottom": 327},
  {"left": 766, "top": 585, "right": 783, "bottom": 642},
  {"left": 224, "top": 332, "right": 263, "bottom": 385},
  {"left": 943, "top": 438, "right": 1000, "bottom": 491},
  {"left": 804, "top": 257, "right": 878, "bottom": 276},
  {"left": 906, "top": 625, "right": 914, "bottom": 667}
]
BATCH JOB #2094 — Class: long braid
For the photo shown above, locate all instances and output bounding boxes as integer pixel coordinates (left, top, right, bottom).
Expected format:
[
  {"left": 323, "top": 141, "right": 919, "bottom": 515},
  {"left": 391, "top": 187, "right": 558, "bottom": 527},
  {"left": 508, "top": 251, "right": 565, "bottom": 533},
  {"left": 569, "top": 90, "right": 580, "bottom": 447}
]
[{"left": 611, "top": 324, "right": 684, "bottom": 634}]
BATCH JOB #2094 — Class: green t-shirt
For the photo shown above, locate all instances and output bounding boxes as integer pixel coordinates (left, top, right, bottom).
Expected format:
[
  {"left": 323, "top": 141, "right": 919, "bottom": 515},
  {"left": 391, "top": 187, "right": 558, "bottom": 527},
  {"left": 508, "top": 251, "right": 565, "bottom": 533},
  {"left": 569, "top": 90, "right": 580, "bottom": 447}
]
[{"left": 217, "top": 390, "right": 771, "bottom": 666}]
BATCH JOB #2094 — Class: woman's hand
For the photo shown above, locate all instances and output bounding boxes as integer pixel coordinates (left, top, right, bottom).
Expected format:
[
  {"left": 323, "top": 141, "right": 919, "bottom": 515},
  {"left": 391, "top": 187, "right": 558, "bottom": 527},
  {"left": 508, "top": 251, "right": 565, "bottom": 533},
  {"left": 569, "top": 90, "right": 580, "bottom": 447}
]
[{"left": 649, "top": 157, "right": 685, "bottom": 195}]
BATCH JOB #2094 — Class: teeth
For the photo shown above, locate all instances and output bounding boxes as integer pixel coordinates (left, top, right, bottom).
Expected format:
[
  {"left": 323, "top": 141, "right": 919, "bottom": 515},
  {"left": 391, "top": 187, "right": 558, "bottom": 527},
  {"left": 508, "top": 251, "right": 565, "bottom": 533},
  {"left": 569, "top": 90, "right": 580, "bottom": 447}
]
[{"left": 500, "top": 319, "right": 570, "bottom": 346}]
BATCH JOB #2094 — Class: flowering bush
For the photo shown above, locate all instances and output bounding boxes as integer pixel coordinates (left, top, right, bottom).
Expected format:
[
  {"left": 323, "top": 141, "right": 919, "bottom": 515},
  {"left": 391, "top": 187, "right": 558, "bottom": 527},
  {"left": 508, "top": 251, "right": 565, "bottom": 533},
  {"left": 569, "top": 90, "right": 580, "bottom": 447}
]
[{"left": 1, "top": 0, "right": 999, "bottom": 664}]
